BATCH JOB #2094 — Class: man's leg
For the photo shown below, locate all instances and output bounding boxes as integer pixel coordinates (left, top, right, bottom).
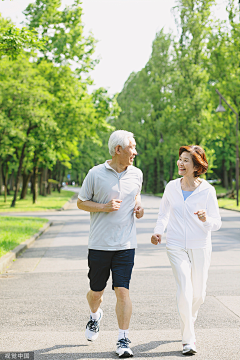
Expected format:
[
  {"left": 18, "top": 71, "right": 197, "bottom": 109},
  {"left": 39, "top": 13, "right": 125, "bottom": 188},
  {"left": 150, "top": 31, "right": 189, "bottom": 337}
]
[
  {"left": 87, "top": 289, "right": 104, "bottom": 313},
  {"left": 85, "top": 249, "right": 112, "bottom": 341},
  {"left": 112, "top": 249, "right": 135, "bottom": 358},
  {"left": 114, "top": 287, "right": 132, "bottom": 330}
]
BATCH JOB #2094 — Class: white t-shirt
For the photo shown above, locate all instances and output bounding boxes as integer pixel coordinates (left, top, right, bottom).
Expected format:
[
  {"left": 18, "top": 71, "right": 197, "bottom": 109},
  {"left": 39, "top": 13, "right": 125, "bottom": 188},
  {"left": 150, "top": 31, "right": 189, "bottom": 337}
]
[{"left": 78, "top": 160, "right": 143, "bottom": 251}]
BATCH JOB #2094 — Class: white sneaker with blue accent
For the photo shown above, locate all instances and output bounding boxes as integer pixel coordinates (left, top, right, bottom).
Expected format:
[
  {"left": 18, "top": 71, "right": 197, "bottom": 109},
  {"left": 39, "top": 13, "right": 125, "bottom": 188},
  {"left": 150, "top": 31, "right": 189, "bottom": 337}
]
[
  {"left": 85, "top": 308, "right": 103, "bottom": 341},
  {"left": 116, "top": 338, "right": 133, "bottom": 358}
]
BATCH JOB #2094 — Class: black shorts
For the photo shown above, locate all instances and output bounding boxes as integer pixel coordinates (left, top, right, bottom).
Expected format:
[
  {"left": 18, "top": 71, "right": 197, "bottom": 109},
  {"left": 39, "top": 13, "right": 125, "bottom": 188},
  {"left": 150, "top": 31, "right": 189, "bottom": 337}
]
[{"left": 88, "top": 249, "right": 135, "bottom": 292}]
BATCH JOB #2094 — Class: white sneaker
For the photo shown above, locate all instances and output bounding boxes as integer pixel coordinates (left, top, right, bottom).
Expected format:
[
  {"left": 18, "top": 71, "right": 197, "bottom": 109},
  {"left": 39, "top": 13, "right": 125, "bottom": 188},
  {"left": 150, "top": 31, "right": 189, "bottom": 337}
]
[
  {"left": 85, "top": 308, "right": 103, "bottom": 341},
  {"left": 116, "top": 338, "right": 133, "bottom": 358},
  {"left": 182, "top": 343, "right": 197, "bottom": 355}
]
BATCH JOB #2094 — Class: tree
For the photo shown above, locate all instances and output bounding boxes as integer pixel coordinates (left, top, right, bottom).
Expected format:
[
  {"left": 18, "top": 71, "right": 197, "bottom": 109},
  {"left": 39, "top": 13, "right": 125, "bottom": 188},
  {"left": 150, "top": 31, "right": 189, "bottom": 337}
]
[
  {"left": 0, "top": 14, "right": 45, "bottom": 59},
  {"left": 23, "top": 0, "right": 97, "bottom": 74}
]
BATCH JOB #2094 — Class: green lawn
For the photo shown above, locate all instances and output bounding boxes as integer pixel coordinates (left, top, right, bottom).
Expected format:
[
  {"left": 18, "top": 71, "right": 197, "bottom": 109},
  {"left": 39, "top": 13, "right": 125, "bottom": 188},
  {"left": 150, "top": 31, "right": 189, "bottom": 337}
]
[
  {"left": 217, "top": 198, "right": 240, "bottom": 212},
  {"left": 0, "top": 190, "right": 75, "bottom": 212},
  {"left": 213, "top": 184, "right": 228, "bottom": 195},
  {"left": 0, "top": 216, "right": 49, "bottom": 258}
]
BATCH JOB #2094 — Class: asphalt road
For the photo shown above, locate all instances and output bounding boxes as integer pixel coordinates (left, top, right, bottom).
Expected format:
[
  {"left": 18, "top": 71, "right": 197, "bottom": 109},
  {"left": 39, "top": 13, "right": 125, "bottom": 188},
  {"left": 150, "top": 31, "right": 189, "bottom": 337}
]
[{"left": 0, "top": 189, "right": 240, "bottom": 359}]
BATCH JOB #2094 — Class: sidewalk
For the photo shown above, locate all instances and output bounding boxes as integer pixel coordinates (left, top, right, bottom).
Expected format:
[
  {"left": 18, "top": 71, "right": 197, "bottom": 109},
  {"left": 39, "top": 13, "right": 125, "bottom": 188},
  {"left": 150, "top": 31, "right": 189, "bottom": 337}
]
[{"left": 0, "top": 193, "right": 240, "bottom": 359}]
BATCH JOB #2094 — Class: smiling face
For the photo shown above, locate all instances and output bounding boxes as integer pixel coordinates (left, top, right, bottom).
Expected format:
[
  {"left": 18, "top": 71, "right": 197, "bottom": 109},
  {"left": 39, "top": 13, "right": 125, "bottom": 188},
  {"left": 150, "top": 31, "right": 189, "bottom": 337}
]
[
  {"left": 117, "top": 137, "right": 137, "bottom": 167},
  {"left": 177, "top": 151, "right": 196, "bottom": 178}
]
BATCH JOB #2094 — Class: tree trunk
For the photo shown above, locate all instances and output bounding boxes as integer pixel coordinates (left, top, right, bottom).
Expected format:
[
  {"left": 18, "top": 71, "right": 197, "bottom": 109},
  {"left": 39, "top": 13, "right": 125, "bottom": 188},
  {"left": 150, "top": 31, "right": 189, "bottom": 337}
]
[
  {"left": 43, "top": 168, "right": 47, "bottom": 196},
  {"left": 4, "top": 163, "right": 9, "bottom": 203},
  {"left": 32, "top": 165, "right": 38, "bottom": 204},
  {"left": 222, "top": 159, "right": 228, "bottom": 189},
  {"left": 39, "top": 168, "right": 44, "bottom": 196},
  {"left": 228, "top": 163, "right": 233, "bottom": 190},
  {"left": 11, "top": 143, "right": 28, "bottom": 207},
  {"left": 20, "top": 171, "right": 32, "bottom": 199},
  {"left": 2, "top": 161, "right": 9, "bottom": 202},
  {"left": 9, "top": 170, "right": 15, "bottom": 192},
  {"left": 47, "top": 169, "right": 52, "bottom": 195}
]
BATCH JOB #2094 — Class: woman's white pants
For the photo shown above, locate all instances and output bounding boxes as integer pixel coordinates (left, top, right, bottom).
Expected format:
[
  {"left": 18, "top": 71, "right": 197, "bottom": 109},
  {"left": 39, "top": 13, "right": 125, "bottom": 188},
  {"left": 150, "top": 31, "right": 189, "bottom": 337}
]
[{"left": 166, "top": 246, "right": 212, "bottom": 345}]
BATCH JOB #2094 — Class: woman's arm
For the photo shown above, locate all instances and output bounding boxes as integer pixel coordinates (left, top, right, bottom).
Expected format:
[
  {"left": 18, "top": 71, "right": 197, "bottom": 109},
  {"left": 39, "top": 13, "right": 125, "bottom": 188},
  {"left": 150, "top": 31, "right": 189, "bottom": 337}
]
[
  {"left": 154, "top": 185, "right": 171, "bottom": 235},
  {"left": 202, "top": 187, "right": 222, "bottom": 231}
]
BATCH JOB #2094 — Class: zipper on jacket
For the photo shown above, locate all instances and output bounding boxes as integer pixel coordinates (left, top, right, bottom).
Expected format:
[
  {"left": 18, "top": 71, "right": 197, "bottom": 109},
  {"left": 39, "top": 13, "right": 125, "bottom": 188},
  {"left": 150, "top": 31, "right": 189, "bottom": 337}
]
[{"left": 184, "top": 201, "right": 187, "bottom": 249}]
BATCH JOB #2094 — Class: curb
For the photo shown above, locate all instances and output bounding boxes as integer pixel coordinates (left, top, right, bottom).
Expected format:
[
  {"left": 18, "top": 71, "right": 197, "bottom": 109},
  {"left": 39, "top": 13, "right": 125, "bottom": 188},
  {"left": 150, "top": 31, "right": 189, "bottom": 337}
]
[
  {"left": 0, "top": 220, "right": 53, "bottom": 274},
  {"left": 219, "top": 206, "right": 240, "bottom": 213},
  {"left": 59, "top": 192, "right": 78, "bottom": 211}
]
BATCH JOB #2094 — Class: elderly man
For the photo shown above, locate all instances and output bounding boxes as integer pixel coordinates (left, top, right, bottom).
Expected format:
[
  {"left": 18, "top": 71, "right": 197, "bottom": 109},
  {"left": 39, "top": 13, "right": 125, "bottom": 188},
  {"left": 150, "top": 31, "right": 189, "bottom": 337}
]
[{"left": 77, "top": 130, "right": 144, "bottom": 358}]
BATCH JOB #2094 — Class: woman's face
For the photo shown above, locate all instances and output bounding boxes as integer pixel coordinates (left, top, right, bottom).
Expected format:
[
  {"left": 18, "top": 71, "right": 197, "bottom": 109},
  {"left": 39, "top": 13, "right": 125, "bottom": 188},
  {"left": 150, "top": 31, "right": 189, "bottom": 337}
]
[{"left": 177, "top": 151, "right": 195, "bottom": 177}]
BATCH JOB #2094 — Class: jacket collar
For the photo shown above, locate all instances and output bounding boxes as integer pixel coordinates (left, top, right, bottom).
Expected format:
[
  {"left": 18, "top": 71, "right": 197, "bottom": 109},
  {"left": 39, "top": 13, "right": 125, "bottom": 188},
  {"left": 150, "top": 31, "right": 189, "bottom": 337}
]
[{"left": 176, "top": 177, "right": 211, "bottom": 195}]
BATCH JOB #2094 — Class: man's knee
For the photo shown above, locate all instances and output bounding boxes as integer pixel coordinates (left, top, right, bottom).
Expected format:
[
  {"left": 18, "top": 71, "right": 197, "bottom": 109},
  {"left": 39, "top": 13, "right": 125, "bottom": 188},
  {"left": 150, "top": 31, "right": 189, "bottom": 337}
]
[
  {"left": 87, "top": 289, "right": 104, "bottom": 302},
  {"left": 114, "top": 287, "right": 130, "bottom": 301}
]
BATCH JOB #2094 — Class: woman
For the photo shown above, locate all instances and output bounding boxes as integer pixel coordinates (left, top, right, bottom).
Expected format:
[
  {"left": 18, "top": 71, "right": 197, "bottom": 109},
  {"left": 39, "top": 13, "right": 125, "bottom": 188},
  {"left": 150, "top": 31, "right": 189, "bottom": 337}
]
[{"left": 151, "top": 145, "right": 221, "bottom": 356}]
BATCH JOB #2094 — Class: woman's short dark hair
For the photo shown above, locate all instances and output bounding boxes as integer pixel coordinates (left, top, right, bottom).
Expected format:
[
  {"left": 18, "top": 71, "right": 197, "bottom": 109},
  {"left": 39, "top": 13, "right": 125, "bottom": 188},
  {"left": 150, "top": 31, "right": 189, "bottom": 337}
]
[{"left": 179, "top": 145, "right": 208, "bottom": 177}]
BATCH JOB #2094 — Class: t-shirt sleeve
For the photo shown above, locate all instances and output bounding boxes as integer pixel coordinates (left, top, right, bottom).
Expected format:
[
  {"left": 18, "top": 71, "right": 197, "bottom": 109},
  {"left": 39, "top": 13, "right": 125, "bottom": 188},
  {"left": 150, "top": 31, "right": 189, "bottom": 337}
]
[{"left": 78, "top": 169, "right": 94, "bottom": 201}]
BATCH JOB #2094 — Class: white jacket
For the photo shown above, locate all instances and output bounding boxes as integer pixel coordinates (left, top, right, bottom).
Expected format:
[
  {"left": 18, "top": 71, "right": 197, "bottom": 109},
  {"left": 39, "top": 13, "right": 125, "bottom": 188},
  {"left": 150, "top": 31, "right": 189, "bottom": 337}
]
[{"left": 154, "top": 178, "right": 222, "bottom": 249}]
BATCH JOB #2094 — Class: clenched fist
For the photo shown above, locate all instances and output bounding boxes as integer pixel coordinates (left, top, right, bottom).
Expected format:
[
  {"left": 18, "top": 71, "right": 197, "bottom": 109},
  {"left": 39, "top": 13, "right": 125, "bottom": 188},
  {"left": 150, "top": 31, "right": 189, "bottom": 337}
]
[
  {"left": 104, "top": 199, "right": 122, "bottom": 212},
  {"left": 151, "top": 234, "right": 161, "bottom": 245},
  {"left": 134, "top": 205, "right": 144, "bottom": 219}
]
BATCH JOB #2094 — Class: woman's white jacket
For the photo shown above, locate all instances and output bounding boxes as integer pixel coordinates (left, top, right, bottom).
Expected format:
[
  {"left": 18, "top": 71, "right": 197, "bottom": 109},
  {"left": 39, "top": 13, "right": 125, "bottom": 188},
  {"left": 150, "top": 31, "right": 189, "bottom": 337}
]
[{"left": 154, "top": 178, "right": 222, "bottom": 249}]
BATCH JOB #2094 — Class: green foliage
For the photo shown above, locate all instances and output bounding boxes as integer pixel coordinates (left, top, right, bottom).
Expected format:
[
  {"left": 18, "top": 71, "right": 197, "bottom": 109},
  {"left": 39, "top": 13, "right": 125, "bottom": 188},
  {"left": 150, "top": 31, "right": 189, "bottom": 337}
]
[
  {"left": 23, "top": 0, "right": 98, "bottom": 74},
  {"left": 0, "top": 0, "right": 118, "bottom": 207},
  {"left": 0, "top": 14, "right": 46, "bottom": 59},
  {"left": 112, "top": 0, "right": 240, "bottom": 193}
]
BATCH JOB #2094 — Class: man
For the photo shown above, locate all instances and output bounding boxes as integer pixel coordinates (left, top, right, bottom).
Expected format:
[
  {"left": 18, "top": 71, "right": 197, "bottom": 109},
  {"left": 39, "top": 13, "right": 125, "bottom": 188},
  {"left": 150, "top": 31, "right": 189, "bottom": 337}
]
[{"left": 77, "top": 130, "right": 144, "bottom": 358}]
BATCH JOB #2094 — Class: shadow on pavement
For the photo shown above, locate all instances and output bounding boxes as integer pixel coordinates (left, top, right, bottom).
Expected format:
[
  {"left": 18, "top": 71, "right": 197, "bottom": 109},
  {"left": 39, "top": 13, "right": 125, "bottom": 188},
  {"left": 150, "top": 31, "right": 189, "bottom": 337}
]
[{"left": 34, "top": 340, "right": 182, "bottom": 359}]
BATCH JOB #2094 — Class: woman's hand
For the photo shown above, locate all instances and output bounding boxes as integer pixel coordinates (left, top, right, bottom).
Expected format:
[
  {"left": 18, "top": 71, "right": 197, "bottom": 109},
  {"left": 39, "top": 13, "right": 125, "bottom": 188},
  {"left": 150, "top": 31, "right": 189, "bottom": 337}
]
[
  {"left": 151, "top": 234, "right": 162, "bottom": 245},
  {"left": 194, "top": 210, "right": 207, "bottom": 222}
]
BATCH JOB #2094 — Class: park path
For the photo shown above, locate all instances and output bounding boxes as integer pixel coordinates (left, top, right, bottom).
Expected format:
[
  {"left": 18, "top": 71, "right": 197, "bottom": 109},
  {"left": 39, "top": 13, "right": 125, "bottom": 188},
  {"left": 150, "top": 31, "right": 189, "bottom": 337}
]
[{"left": 0, "top": 188, "right": 240, "bottom": 359}]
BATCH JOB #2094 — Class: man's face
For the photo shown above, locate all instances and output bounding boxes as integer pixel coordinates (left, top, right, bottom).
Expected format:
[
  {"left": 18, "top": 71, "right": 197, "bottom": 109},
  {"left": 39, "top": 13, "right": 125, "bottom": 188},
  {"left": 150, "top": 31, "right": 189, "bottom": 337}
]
[{"left": 118, "top": 138, "right": 137, "bottom": 166}]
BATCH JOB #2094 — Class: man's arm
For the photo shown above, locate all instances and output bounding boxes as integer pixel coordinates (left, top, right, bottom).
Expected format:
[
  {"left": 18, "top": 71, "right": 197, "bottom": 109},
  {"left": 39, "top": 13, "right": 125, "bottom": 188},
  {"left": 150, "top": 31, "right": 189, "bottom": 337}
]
[
  {"left": 77, "top": 198, "right": 122, "bottom": 213},
  {"left": 134, "top": 194, "right": 144, "bottom": 219}
]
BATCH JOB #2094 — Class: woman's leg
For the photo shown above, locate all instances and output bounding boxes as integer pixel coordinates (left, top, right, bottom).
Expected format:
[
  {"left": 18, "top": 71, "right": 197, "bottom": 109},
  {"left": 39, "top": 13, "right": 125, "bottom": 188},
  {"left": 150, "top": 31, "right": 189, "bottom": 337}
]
[
  {"left": 167, "top": 247, "right": 195, "bottom": 345},
  {"left": 189, "top": 247, "right": 212, "bottom": 322}
]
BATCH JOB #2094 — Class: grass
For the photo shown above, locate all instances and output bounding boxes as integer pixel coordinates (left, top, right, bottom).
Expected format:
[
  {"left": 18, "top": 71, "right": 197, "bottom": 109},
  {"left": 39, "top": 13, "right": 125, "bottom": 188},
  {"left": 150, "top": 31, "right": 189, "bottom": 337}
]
[
  {"left": 217, "top": 198, "right": 240, "bottom": 212},
  {"left": 213, "top": 184, "right": 228, "bottom": 195},
  {"left": 0, "top": 216, "right": 49, "bottom": 258},
  {"left": 0, "top": 190, "right": 75, "bottom": 212}
]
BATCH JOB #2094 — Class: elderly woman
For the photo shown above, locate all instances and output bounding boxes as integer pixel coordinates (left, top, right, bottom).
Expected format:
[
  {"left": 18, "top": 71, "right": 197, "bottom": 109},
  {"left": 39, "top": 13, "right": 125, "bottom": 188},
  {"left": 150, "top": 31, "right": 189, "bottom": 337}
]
[{"left": 151, "top": 145, "right": 221, "bottom": 356}]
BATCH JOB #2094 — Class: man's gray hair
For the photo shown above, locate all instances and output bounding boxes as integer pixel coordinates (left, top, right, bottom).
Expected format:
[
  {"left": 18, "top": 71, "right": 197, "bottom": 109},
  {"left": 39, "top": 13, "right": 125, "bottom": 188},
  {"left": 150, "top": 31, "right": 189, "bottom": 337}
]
[{"left": 108, "top": 130, "right": 134, "bottom": 156}]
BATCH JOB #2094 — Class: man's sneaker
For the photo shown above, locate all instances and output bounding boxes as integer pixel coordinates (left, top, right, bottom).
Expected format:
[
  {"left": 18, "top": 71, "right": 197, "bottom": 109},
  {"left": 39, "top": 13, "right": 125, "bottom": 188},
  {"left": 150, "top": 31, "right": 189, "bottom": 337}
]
[
  {"left": 116, "top": 338, "right": 133, "bottom": 358},
  {"left": 85, "top": 308, "right": 103, "bottom": 341},
  {"left": 182, "top": 343, "right": 197, "bottom": 355}
]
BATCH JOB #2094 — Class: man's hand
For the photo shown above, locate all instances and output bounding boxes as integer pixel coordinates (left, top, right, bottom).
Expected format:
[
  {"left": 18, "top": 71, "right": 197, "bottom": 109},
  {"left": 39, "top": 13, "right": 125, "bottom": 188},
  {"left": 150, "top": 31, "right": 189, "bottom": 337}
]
[
  {"left": 104, "top": 199, "right": 122, "bottom": 212},
  {"left": 151, "top": 234, "right": 161, "bottom": 245},
  {"left": 134, "top": 205, "right": 144, "bottom": 219}
]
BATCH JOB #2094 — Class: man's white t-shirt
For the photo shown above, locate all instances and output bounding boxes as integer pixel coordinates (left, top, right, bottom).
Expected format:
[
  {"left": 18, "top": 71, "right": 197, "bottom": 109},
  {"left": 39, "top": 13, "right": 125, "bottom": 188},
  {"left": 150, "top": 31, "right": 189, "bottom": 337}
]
[{"left": 78, "top": 160, "right": 143, "bottom": 251}]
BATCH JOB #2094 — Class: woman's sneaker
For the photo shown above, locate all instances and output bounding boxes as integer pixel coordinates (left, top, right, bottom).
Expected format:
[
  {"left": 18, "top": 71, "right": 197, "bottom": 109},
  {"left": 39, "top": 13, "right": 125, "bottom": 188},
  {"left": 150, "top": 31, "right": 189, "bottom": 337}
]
[
  {"left": 182, "top": 343, "right": 197, "bottom": 355},
  {"left": 85, "top": 308, "right": 103, "bottom": 341},
  {"left": 116, "top": 338, "right": 133, "bottom": 358}
]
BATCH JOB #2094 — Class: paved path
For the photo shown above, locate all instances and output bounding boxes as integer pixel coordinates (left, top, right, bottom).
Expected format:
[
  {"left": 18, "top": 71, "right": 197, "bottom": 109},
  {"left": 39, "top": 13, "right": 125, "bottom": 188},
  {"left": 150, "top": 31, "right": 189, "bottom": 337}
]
[{"left": 0, "top": 189, "right": 240, "bottom": 359}]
